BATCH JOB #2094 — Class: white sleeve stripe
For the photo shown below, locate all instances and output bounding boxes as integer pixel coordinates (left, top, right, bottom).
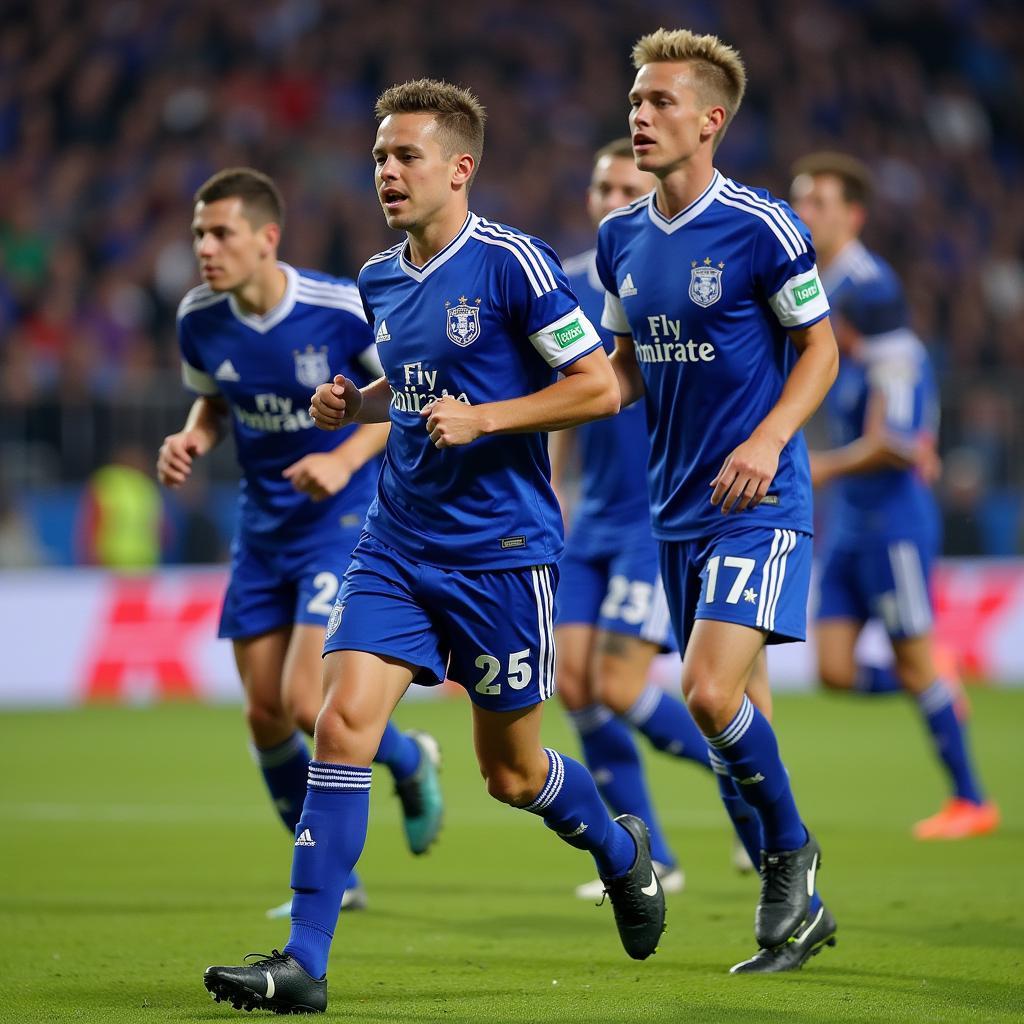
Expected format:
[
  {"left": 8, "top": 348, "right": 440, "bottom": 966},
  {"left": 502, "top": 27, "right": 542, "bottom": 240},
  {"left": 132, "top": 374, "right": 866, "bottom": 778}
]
[
  {"left": 181, "top": 361, "right": 219, "bottom": 396},
  {"left": 716, "top": 192, "right": 800, "bottom": 262},
  {"left": 476, "top": 219, "right": 555, "bottom": 289},
  {"left": 720, "top": 181, "right": 806, "bottom": 257},
  {"left": 474, "top": 222, "right": 555, "bottom": 292},
  {"left": 475, "top": 220, "right": 557, "bottom": 291},
  {"left": 725, "top": 181, "right": 806, "bottom": 256},
  {"left": 472, "top": 233, "right": 547, "bottom": 296},
  {"left": 295, "top": 290, "right": 368, "bottom": 320},
  {"left": 881, "top": 378, "right": 914, "bottom": 427},
  {"left": 360, "top": 244, "right": 404, "bottom": 271},
  {"left": 176, "top": 291, "right": 228, "bottom": 321},
  {"left": 296, "top": 279, "right": 361, "bottom": 298}
]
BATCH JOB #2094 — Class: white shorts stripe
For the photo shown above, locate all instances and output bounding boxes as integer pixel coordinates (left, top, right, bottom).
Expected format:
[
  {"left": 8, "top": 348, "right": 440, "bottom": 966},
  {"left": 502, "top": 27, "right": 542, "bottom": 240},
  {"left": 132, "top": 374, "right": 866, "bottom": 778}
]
[
  {"left": 889, "top": 542, "right": 931, "bottom": 635},
  {"left": 756, "top": 530, "right": 785, "bottom": 629},
  {"left": 765, "top": 530, "right": 796, "bottom": 631}
]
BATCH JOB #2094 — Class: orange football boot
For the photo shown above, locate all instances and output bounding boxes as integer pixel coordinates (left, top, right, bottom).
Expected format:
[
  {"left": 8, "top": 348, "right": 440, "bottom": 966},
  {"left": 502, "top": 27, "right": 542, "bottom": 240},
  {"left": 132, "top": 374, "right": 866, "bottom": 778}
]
[{"left": 913, "top": 798, "right": 1000, "bottom": 840}]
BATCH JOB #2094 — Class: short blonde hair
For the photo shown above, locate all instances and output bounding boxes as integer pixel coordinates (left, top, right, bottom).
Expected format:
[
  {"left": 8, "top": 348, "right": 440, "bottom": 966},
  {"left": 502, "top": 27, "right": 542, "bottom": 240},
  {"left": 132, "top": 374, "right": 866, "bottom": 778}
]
[
  {"left": 375, "top": 78, "right": 486, "bottom": 183},
  {"left": 632, "top": 29, "right": 747, "bottom": 148}
]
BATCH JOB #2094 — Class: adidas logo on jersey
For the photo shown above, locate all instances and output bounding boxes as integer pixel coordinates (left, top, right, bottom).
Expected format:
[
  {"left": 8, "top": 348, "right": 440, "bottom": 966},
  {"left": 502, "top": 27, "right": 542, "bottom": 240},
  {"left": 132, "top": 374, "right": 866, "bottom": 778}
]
[
  {"left": 375, "top": 319, "right": 391, "bottom": 343},
  {"left": 619, "top": 273, "right": 637, "bottom": 297},
  {"left": 214, "top": 359, "right": 240, "bottom": 381},
  {"left": 295, "top": 828, "right": 316, "bottom": 847}
]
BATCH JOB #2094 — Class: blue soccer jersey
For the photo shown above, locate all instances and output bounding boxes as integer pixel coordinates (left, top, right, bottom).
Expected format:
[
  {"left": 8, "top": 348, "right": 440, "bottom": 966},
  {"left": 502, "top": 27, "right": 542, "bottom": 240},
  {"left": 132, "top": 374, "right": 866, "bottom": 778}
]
[
  {"left": 561, "top": 248, "right": 652, "bottom": 556},
  {"left": 357, "top": 213, "right": 602, "bottom": 570},
  {"left": 820, "top": 240, "right": 940, "bottom": 548},
  {"left": 177, "top": 263, "right": 382, "bottom": 550},
  {"left": 596, "top": 171, "right": 831, "bottom": 541}
]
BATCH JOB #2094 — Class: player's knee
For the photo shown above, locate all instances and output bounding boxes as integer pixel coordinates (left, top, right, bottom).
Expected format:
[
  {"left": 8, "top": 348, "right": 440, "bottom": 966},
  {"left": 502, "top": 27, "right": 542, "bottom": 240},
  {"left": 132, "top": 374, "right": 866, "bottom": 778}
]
[
  {"left": 682, "top": 679, "right": 731, "bottom": 735},
  {"left": 313, "top": 704, "right": 370, "bottom": 762},
  {"left": 482, "top": 766, "right": 536, "bottom": 807},
  {"left": 556, "top": 662, "right": 590, "bottom": 712},
  {"left": 818, "top": 662, "right": 856, "bottom": 691},
  {"left": 244, "top": 696, "right": 291, "bottom": 744}
]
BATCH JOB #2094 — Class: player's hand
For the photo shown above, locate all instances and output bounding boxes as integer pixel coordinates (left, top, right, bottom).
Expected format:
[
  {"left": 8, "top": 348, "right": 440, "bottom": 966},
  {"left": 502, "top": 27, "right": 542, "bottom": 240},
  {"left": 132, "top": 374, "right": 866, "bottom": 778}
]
[
  {"left": 710, "top": 432, "right": 782, "bottom": 513},
  {"left": 310, "top": 375, "right": 362, "bottom": 430},
  {"left": 282, "top": 451, "right": 354, "bottom": 501},
  {"left": 421, "top": 395, "right": 484, "bottom": 449},
  {"left": 156, "top": 430, "right": 205, "bottom": 487},
  {"left": 915, "top": 435, "right": 942, "bottom": 485}
]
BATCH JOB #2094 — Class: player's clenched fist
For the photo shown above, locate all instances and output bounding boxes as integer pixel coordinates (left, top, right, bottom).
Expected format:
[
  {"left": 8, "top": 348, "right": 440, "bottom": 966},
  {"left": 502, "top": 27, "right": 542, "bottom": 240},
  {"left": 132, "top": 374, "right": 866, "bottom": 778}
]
[
  {"left": 421, "top": 394, "right": 485, "bottom": 449},
  {"left": 310, "top": 374, "right": 363, "bottom": 430},
  {"left": 157, "top": 430, "right": 207, "bottom": 487}
]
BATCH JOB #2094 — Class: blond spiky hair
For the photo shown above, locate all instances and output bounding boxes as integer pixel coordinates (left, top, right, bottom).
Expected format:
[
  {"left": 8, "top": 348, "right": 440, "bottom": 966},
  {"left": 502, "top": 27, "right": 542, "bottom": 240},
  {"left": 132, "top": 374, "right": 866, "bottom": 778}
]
[
  {"left": 375, "top": 78, "right": 486, "bottom": 182},
  {"left": 632, "top": 29, "right": 747, "bottom": 147}
]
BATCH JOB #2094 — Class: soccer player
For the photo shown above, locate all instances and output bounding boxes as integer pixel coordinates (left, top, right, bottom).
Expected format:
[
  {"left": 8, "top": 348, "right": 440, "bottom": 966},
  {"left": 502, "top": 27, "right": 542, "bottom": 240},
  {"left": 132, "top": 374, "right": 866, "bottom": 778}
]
[
  {"left": 203, "top": 80, "right": 666, "bottom": 1015},
  {"left": 790, "top": 151, "right": 999, "bottom": 841},
  {"left": 597, "top": 29, "right": 840, "bottom": 973},
  {"left": 554, "top": 139, "right": 753, "bottom": 900},
  {"left": 157, "top": 168, "right": 444, "bottom": 917}
]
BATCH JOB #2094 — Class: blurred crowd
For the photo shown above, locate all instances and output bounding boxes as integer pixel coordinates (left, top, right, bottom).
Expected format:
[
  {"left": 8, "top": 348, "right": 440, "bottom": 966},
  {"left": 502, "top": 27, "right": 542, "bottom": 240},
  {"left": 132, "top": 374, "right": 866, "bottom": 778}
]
[{"left": 0, "top": 0, "right": 1022, "bottom": 561}]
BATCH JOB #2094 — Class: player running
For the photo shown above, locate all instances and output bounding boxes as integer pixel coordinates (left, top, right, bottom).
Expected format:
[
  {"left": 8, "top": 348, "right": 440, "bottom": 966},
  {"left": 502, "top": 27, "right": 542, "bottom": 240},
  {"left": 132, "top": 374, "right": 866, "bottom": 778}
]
[
  {"left": 598, "top": 29, "right": 839, "bottom": 972},
  {"left": 158, "top": 168, "right": 444, "bottom": 918},
  {"left": 554, "top": 139, "right": 754, "bottom": 901},
  {"left": 791, "top": 151, "right": 999, "bottom": 841},
  {"left": 203, "top": 80, "right": 665, "bottom": 1015}
]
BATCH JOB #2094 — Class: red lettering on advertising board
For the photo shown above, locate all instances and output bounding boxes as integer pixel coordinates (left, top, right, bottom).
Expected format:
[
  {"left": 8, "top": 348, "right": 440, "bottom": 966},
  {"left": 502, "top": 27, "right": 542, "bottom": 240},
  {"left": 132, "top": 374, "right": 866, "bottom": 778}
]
[
  {"left": 82, "top": 575, "right": 223, "bottom": 700},
  {"left": 932, "top": 564, "right": 1019, "bottom": 677}
]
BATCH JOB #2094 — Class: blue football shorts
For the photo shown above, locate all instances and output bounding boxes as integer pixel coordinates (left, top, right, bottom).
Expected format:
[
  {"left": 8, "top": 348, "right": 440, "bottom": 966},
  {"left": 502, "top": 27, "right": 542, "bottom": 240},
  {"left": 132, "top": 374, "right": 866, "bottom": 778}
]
[
  {"left": 556, "top": 523, "right": 675, "bottom": 651},
  {"left": 218, "top": 527, "right": 361, "bottom": 640},
  {"left": 324, "top": 531, "right": 558, "bottom": 711},
  {"left": 659, "top": 526, "right": 813, "bottom": 649},
  {"left": 816, "top": 536, "right": 935, "bottom": 639}
]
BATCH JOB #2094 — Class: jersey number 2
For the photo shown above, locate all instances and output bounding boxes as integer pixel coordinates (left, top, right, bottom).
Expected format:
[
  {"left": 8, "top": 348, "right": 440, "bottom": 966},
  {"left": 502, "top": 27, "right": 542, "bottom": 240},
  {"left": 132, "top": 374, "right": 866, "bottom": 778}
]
[{"left": 307, "top": 572, "right": 340, "bottom": 616}]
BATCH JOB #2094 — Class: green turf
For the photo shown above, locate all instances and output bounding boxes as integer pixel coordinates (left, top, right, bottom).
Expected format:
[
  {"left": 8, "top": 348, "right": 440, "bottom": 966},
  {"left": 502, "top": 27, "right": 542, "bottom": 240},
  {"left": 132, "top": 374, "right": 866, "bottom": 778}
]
[{"left": 0, "top": 689, "right": 1021, "bottom": 1022}]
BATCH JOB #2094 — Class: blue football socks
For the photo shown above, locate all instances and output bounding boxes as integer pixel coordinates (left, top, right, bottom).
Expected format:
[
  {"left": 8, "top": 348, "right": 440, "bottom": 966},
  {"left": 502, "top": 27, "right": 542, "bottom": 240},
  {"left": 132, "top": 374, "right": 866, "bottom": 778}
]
[
  {"left": 626, "top": 684, "right": 712, "bottom": 769},
  {"left": 523, "top": 748, "right": 637, "bottom": 879},
  {"left": 372, "top": 721, "right": 422, "bottom": 782},
  {"left": 854, "top": 664, "right": 904, "bottom": 695},
  {"left": 709, "top": 749, "right": 763, "bottom": 866},
  {"left": 252, "top": 731, "right": 310, "bottom": 832},
  {"left": 917, "top": 681, "right": 984, "bottom": 803},
  {"left": 284, "top": 763, "right": 372, "bottom": 979},
  {"left": 708, "top": 696, "right": 807, "bottom": 853},
  {"left": 569, "top": 705, "right": 676, "bottom": 867}
]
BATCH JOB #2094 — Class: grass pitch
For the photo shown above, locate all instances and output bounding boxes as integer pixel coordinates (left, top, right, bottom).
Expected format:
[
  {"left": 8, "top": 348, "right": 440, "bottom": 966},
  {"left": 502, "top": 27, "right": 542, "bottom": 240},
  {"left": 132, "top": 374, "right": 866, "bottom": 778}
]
[{"left": 1, "top": 689, "right": 1021, "bottom": 1022}]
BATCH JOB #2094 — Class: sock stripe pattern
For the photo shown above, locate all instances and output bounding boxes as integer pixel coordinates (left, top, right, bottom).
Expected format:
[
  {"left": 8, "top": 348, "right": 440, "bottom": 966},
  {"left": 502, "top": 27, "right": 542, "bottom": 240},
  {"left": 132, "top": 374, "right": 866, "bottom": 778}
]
[
  {"left": 307, "top": 762, "right": 372, "bottom": 792},
  {"left": 530, "top": 567, "right": 556, "bottom": 700},
  {"left": 708, "top": 695, "right": 755, "bottom": 750},
  {"left": 250, "top": 731, "right": 307, "bottom": 769},
  {"left": 624, "top": 684, "right": 662, "bottom": 727},
  {"left": 523, "top": 748, "right": 564, "bottom": 812},
  {"left": 569, "top": 704, "right": 614, "bottom": 735},
  {"left": 918, "top": 680, "right": 954, "bottom": 716}
]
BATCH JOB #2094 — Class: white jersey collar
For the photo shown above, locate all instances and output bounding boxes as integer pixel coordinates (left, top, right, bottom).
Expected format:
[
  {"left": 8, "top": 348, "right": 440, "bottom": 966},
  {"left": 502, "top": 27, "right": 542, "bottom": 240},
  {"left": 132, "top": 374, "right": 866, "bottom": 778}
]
[
  {"left": 647, "top": 170, "right": 723, "bottom": 235},
  {"left": 399, "top": 213, "right": 478, "bottom": 282},
  {"left": 228, "top": 262, "right": 298, "bottom": 334}
]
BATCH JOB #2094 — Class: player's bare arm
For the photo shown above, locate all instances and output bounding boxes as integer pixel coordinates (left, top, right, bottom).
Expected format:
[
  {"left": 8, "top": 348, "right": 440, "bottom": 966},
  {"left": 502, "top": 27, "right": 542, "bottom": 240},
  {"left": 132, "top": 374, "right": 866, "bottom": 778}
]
[
  {"left": 310, "top": 374, "right": 394, "bottom": 429},
  {"left": 284, "top": 422, "right": 390, "bottom": 501},
  {"left": 156, "top": 394, "right": 229, "bottom": 487},
  {"left": 809, "top": 390, "right": 920, "bottom": 487},
  {"left": 609, "top": 333, "right": 646, "bottom": 408},
  {"left": 711, "top": 317, "right": 839, "bottom": 513},
  {"left": 420, "top": 348, "right": 619, "bottom": 450}
]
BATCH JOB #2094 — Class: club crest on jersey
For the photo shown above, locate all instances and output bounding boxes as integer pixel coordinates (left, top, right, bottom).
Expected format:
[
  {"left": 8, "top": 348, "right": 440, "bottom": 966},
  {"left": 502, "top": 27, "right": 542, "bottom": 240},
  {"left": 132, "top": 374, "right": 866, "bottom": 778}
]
[
  {"left": 293, "top": 345, "right": 330, "bottom": 388},
  {"left": 445, "top": 295, "right": 482, "bottom": 347},
  {"left": 689, "top": 258, "right": 724, "bottom": 308}
]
